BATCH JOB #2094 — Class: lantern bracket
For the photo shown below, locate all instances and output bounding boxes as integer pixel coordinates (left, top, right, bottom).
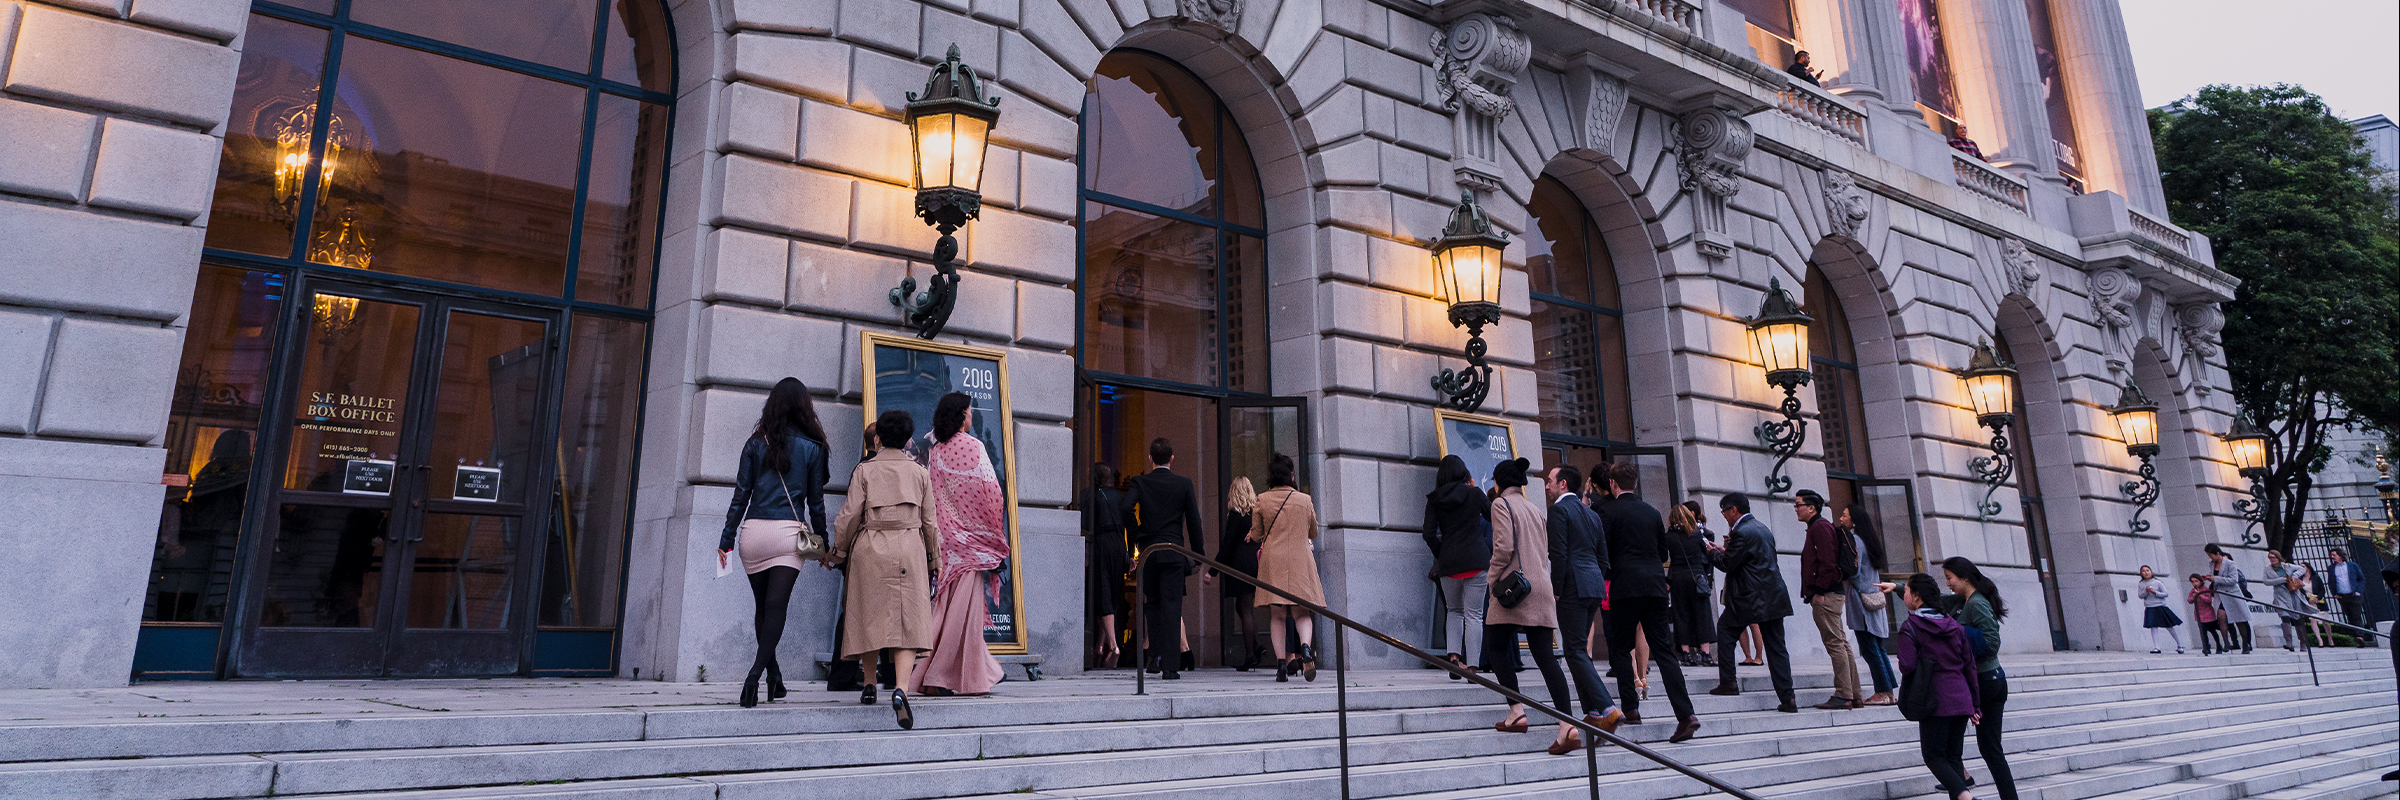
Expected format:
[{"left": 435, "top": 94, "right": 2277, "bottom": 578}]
[
  {"left": 2231, "top": 476, "right": 2267, "bottom": 546},
  {"left": 1431, "top": 302, "right": 1502, "bottom": 412},
  {"left": 1968, "top": 423, "right": 2014, "bottom": 520},
  {"left": 1755, "top": 382, "right": 1807, "bottom": 496},
  {"left": 2120, "top": 454, "right": 2159, "bottom": 534}
]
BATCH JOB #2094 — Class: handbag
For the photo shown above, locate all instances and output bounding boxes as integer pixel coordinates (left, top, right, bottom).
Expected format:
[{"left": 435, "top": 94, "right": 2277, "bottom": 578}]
[
  {"left": 1896, "top": 623, "right": 1938, "bottom": 721},
  {"left": 741, "top": 454, "right": 827, "bottom": 560},
  {"left": 1491, "top": 500, "right": 1534, "bottom": 609},
  {"left": 1861, "top": 583, "right": 1890, "bottom": 613}
]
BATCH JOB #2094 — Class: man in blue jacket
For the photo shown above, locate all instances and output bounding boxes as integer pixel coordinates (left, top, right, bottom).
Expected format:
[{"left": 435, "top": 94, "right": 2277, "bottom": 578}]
[{"left": 1544, "top": 465, "right": 1622, "bottom": 736}]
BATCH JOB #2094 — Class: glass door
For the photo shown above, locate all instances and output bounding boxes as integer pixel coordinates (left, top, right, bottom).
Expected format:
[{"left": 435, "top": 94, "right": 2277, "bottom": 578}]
[{"left": 231, "top": 279, "right": 559, "bottom": 677}]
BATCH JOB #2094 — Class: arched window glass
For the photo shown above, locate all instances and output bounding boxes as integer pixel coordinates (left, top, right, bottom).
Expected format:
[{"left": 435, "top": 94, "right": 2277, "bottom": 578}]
[
  {"left": 1805, "top": 271, "right": 1874, "bottom": 506},
  {"left": 1080, "top": 51, "right": 1267, "bottom": 392},
  {"left": 1526, "top": 176, "right": 1632, "bottom": 449}
]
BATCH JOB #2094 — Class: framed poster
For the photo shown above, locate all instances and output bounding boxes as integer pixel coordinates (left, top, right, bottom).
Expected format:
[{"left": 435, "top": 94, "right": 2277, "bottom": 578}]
[
  {"left": 1433, "top": 409, "right": 1520, "bottom": 488},
  {"left": 859, "top": 332, "right": 1028, "bottom": 654}
]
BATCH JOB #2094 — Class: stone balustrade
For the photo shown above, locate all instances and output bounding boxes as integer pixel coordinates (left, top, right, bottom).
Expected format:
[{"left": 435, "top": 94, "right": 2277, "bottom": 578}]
[
  {"left": 1616, "top": 0, "right": 1703, "bottom": 35},
  {"left": 2128, "top": 207, "right": 2191, "bottom": 256},
  {"left": 1953, "top": 153, "right": 2029, "bottom": 214},
  {"left": 1776, "top": 80, "right": 1869, "bottom": 146}
]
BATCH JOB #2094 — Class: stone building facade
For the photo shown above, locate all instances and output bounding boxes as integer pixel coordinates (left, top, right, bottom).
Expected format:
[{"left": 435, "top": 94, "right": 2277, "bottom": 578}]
[{"left": 0, "top": 0, "right": 2255, "bottom": 688}]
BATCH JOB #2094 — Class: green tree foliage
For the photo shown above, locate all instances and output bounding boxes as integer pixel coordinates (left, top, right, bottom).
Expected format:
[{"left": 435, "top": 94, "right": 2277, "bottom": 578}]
[{"left": 2152, "top": 84, "right": 2400, "bottom": 553}]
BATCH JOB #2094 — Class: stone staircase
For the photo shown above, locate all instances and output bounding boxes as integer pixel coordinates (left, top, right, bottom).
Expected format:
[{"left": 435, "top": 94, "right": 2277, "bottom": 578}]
[{"left": 0, "top": 649, "right": 2388, "bottom": 800}]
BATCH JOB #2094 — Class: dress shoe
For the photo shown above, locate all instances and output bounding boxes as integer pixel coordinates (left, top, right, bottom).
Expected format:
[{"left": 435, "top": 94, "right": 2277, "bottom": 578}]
[
  {"left": 1776, "top": 701, "right": 1800, "bottom": 713},
  {"left": 1181, "top": 650, "right": 1197, "bottom": 671},
  {"left": 1298, "top": 643, "right": 1319, "bottom": 682},
  {"left": 892, "top": 687, "right": 914, "bottom": 730},
  {"left": 1621, "top": 710, "right": 1643, "bottom": 725},
  {"left": 1275, "top": 657, "right": 1292, "bottom": 683},
  {"left": 765, "top": 662, "right": 788, "bottom": 702},
  {"left": 1708, "top": 684, "right": 1741, "bottom": 696},
  {"left": 1584, "top": 708, "right": 1625, "bottom": 735},
  {"left": 1160, "top": 669, "right": 1181, "bottom": 680},
  {"left": 1668, "top": 717, "right": 1702, "bottom": 743},
  {"left": 859, "top": 685, "right": 877, "bottom": 706},
  {"left": 1813, "top": 697, "right": 1857, "bottom": 710},
  {"left": 1546, "top": 731, "right": 1586, "bottom": 755},
  {"left": 1863, "top": 692, "right": 1895, "bottom": 706}
]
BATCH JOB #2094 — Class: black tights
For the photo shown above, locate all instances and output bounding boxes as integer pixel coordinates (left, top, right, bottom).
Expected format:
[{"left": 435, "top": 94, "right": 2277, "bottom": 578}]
[
  {"left": 1488, "top": 625, "right": 1573, "bottom": 716},
  {"left": 747, "top": 566, "right": 799, "bottom": 680}
]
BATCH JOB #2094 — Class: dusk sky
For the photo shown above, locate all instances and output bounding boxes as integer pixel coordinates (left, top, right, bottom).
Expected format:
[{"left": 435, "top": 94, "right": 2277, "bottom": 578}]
[{"left": 2121, "top": 0, "right": 2399, "bottom": 122}]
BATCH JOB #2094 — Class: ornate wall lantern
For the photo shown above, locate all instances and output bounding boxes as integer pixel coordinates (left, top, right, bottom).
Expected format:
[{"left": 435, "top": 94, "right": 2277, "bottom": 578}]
[
  {"left": 1428, "top": 190, "right": 1509, "bottom": 412},
  {"left": 890, "top": 45, "right": 1001, "bottom": 340},
  {"left": 2109, "top": 381, "right": 2161, "bottom": 534},
  {"left": 2223, "top": 413, "right": 2270, "bottom": 546},
  {"left": 1747, "top": 277, "right": 1813, "bottom": 496},
  {"left": 1954, "top": 338, "right": 2018, "bottom": 518}
]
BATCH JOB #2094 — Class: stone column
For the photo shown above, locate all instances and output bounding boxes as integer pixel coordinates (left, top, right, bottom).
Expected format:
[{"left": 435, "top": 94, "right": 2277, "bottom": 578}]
[
  {"left": 1933, "top": 0, "right": 2056, "bottom": 176},
  {"left": 2048, "top": 0, "right": 2168, "bottom": 214},
  {"left": 1791, "top": 0, "right": 1917, "bottom": 116}
]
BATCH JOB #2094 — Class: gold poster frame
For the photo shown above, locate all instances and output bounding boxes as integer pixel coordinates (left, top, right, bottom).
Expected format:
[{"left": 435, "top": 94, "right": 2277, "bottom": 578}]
[
  {"left": 1431, "top": 408, "right": 1522, "bottom": 466},
  {"left": 858, "top": 331, "right": 1030, "bottom": 655}
]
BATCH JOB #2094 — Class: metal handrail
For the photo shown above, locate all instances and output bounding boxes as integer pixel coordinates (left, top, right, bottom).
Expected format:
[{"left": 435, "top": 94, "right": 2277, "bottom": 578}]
[
  {"left": 2214, "top": 588, "right": 2391, "bottom": 687},
  {"left": 1131, "top": 542, "right": 1766, "bottom": 800}
]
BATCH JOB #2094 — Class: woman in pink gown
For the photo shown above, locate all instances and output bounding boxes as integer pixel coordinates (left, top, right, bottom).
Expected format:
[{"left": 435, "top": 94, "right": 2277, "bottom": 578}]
[{"left": 908, "top": 392, "right": 1009, "bottom": 696}]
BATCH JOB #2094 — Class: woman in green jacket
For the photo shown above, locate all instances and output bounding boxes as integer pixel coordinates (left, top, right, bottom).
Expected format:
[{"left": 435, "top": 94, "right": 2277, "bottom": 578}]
[{"left": 1941, "top": 557, "right": 2016, "bottom": 800}]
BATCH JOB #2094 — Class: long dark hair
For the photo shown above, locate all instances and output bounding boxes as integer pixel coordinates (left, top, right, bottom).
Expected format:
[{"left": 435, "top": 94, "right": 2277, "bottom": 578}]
[
  {"left": 1435, "top": 454, "right": 1472, "bottom": 489},
  {"left": 1849, "top": 510, "right": 1887, "bottom": 572},
  {"left": 1904, "top": 573, "right": 1942, "bottom": 610},
  {"left": 1940, "top": 556, "right": 2009, "bottom": 620},
  {"left": 754, "top": 378, "right": 827, "bottom": 474},
  {"left": 934, "top": 392, "right": 972, "bottom": 443}
]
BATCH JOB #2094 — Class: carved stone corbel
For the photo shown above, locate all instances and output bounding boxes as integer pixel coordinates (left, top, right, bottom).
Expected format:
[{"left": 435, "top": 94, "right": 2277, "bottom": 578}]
[
  {"left": 1822, "top": 169, "right": 1870, "bottom": 240},
  {"left": 2175, "top": 302, "right": 2224, "bottom": 396},
  {"left": 1565, "top": 62, "right": 1630, "bottom": 156},
  {"left": 1432, "top": 13, "right": 1530, "bottom": 193},
  {"left": 1174, "top": 0, "right": 1241, "bottom": 33},
  {"left": 2002, "top": 237, "right": 2042, "bottom": 298},
  {"left": 2088, "top": 266, "right": 2140, "bottom": 380},
  {"left": 1678, "top": 107, "right": 1752, "bottom": 261}
]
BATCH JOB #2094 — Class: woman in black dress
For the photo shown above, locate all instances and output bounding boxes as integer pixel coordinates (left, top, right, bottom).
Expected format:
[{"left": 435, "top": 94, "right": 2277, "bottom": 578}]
[
  {"left": 1083, "top": 463, "right": 1131, "bottom": 668},
  {"left": 1665, "top": 501, "right": 1717, "bottom": 666},
  {"left": 1211, "top": 477, "right": 1262, "bottom": 670}
]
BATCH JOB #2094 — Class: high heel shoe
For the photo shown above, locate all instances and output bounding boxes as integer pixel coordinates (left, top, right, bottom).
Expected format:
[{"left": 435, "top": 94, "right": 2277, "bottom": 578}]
[
  {"left": 892, "top": 687, "right": 914, "bottom": 730},
  {"left": 739, "top": 665, "right": 764, "bottom": 709},
  {"left": 766, "top": 661, "right": 788, "bottom": 702},
  {"left": 1275, "top": 656, "right": 1292, "bottom": 682},
  {"left": 859, "top": 684, "right": 877, "bottom": 706},
  {"left": 1298, "top": 643, "right": 1318, "bottom": 683}
]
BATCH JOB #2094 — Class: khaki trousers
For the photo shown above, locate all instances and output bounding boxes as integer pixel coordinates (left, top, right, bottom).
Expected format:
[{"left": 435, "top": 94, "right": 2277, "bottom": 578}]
[{"left": 1811, "top": 594, "right": 1859, "bottom": 701}]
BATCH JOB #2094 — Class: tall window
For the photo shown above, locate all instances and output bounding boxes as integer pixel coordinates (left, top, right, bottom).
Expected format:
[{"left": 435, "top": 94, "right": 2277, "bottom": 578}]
[
  {"left": 141, "top": 0, "right": 671, "bottom": 676},
  {"left": 1526, "top": 177, "right": 1634, "bottom": 469},
  {"left": 1726, "top": 0, "right": 1799, "bottom": 73},
  {"left": 1804, "top": 271, "right": 1874, "bottom": 510},
  {"left": 1897, "top": 0, "right": 1963, "bottom": 135}
]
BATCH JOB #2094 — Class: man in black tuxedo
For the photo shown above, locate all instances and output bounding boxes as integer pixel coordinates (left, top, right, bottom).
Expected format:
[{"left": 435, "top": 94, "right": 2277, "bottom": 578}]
[
  {"left": 1545, "top": 465, "right": 1622, "bottom": 734},
  {"left": 1126, "top": 437, "right": 1204, "bottom": 680},
  {"left": 1595, "top": 461, "right": 1701, "bottom": 742}
]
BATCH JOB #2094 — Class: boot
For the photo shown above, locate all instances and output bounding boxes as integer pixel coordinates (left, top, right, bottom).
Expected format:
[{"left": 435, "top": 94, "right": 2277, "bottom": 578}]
[{"left": 766, "top": 659, "right": 788, "bottom": 702}]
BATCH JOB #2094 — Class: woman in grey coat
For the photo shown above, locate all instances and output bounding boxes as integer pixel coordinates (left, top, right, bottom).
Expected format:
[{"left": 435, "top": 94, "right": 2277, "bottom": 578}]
[
  {"left": 2203, "top": 543, "right": 2253, "bottom": 654},
  {"left": 1840, "top": 508, "right": 1896, "bottom": 705}
]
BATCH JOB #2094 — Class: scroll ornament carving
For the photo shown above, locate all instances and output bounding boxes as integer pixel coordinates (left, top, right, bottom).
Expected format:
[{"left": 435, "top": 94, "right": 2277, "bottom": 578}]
[
  {"left": 2176, "top": 302, "right": 2225, "bottom": 396},
  {"left": 1677, "top": 107, "right": 1752, "bottom": 199},
  {"left": 1822, "top": 169, "right": 1870, "bottom": 239},
  {"left": 1175, "top": 0, "right": 1241, "bottom": 32},
  {"left": 1431, "top": 14, "right": 1531, "bottom": 120},
  {"left": 2002, "top": 237, "right": 2042, "bottom": 297}
]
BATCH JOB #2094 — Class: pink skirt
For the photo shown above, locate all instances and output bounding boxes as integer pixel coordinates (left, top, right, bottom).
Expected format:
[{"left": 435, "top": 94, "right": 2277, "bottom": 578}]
[
  {"left": 737, "top": 519, "right": 809, "bottom": 575},
  {"left": 907, "top": 569, "right": 1004, "bottom": 696}
]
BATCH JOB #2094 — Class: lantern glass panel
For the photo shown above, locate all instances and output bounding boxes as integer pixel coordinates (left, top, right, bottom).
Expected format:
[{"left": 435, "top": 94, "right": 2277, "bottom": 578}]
[
  {"left": 912, "top": 111, "right": 989, "bottom": 194},
  {"left": 1439, "top": 242, "right": 1500, "bottom": 306},
  {"left": 1963, "top": 370, "right": 2014, "bottom": 422},
  {"left": 2227, "top": 434, "right": 2267, "bottom": 473},
  {"left": 1752, "top": 320, "right": 1809, "bottom": 376},
  {"left": 2114, "top": 406, "right": 2159, "bottom": 449}
]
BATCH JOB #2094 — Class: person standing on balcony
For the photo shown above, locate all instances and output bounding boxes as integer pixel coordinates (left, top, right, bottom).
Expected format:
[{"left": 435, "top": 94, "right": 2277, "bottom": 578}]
[
  {"left": 1252, "top": 454, "right": 1325, "bottom": 683},
  {"left": 1941, "top": 557, "right": 2017, "bottom": 800},
  {"left": 1128, "top": 438, "right": 1205, "bottom": 680},
  {"left": 2205, "top": 543, "right": 2255, "bottom": 654},
  {"left": 1425, "top": 455, "right": 1492, "bottom": 680},
  {"left": 2136, "top": 566, "right": 2186, "bottom": 655},
  {"left": 1842, "top": 507, "right": 1898, "bottom": 705},
  {"left": 1707, "top": 493, "right": 1799, "bottom": 712},
  {"left": 1894, "top": 572, "right": 1981, "bottom": 800},
  {"left": 1482, "top": 458, "right": 1581, "bottom": 755},
  {"left": 1948, "top": 125, "right": 1986, "bottom": 160},
  {"left": 1797, "top": 490, "right": 1861, "bottom": 710},
  {"left": 1785, "top": 51, "right": 1821, "bottom": 87},
  {"left": 2324, "top": 549, "right": 2367, "bottom": 642},
  {"left": 1596, "top": 462, "right": 1702, "bottom": 742},
  {"left": 1542, "top": 466, "right": 1624, "bottom": 740}
]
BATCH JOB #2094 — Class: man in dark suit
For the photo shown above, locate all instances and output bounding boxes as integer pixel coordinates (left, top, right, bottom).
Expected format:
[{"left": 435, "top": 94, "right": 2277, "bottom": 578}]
[
  {"left": 1709, "top": 492, "right": 1798, "bottom": 712},
  {"left": 1126, "top": 437, "right": 1204, "bottom": 680},
  {"left": 1595, "top": 462, "right": 1701, "bottom": 741},
  {"left": 1544, "top": 465, "right": 1622, "bottom": 734}
]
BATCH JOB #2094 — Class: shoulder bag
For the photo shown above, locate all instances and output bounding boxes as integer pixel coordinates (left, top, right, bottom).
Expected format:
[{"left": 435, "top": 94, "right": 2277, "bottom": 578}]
[
  {"left": 743, "top": 454, "right": 827, "bottom": 560},
  {"left": 1492, "top": 500, "right": 1534, "bottom": 609}
]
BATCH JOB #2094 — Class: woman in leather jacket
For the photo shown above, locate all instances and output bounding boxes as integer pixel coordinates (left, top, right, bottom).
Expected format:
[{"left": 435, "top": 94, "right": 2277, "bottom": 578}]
[{"left": 718, "top": 377, "right": 830, "bottom": 708}]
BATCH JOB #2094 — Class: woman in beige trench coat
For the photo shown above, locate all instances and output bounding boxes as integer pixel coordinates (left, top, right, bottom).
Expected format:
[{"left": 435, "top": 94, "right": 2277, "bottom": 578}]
[
  {"left": 1482, "top": 457, "right": 1580, "bottom": 753},
  {"left": 827, "top": 409, "right": 943, "bottom": 729},
  {"left": 1250, "top": 453, "right": 1326, "bottom": 682}
]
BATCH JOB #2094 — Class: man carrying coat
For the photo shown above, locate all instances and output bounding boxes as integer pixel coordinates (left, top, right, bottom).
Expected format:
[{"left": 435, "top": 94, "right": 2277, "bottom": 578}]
[
  {"left": 1595, "top": 462, "right": 1702, "bottom": 741},
  {"left": 1708, "top": 493, "right": 1799, "bottom": 712},
  {"left": 1544, "top": 466, "right": 1623, "bottom": 734}
]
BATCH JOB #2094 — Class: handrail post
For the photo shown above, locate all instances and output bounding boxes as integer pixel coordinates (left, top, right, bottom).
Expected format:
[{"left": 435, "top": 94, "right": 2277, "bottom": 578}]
[
  {"left": 2305, "top": 630, "right": 2319, "bottom": 686},
  {"left": 1337, "top": 625, "right": 1350, "bottom": 799},
  {"left": 1586, "top": 728, "right": 1600, "bottom": 800},
  {"left": 1132, "top": 554, "right": 1147, "bottom": 697}
]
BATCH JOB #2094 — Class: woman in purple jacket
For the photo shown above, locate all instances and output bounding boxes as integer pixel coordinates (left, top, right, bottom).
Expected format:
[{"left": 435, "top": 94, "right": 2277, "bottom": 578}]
[{"left": 1895, "top": 573, "right": 1982, "bottom": 800}]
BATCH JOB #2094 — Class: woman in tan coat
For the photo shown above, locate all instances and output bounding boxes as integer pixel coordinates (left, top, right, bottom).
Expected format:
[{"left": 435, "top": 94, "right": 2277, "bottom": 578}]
[
  {"left": 1483, "top": 457, "right": 1580, "bottom": 754},
  {"left": 1250, "top": 453, "right": 1326, "bottom": 682},
  {"left": 826, "top": 410, "right": 942, "bottom": 730}
]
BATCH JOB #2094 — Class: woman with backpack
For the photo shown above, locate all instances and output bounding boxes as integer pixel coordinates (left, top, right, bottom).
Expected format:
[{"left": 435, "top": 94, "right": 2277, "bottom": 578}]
[
  {"left": 1894, "top": 572, "right": 1981, "bottom": 800},
  {"left": 1942, "top": 557, "right": 2016, "bottom": 800}
]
